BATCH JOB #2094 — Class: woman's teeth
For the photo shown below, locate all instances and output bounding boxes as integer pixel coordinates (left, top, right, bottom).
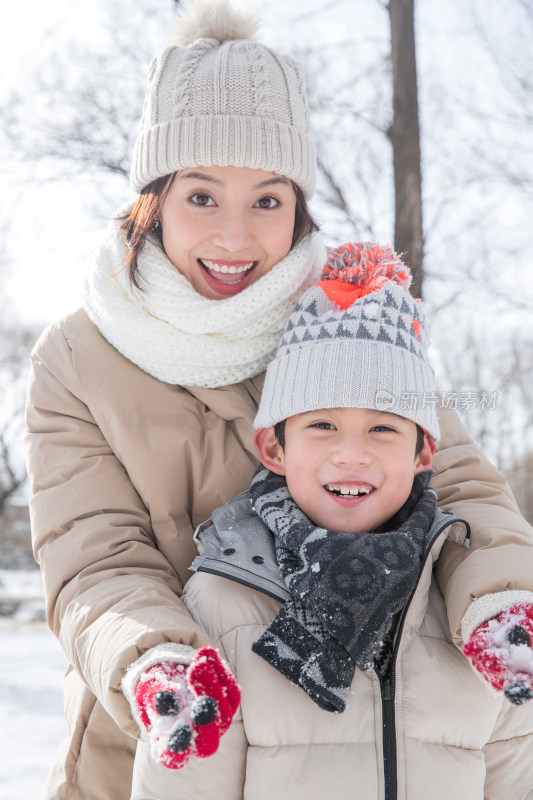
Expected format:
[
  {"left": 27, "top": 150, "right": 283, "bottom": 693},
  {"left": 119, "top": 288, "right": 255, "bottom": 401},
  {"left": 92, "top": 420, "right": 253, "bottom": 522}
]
[
  {"left": 201, "top": 260, "right": 255, "bottom": 274},
  {"left": 326, "top": 485, "right": 373, "bottom": 497}
]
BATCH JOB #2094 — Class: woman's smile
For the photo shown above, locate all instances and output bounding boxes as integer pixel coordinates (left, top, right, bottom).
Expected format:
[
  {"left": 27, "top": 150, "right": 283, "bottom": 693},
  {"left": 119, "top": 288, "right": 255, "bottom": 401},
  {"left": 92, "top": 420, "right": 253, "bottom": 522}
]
[{"left": 197, "top": 258, "right": 259, "bottom": 296}]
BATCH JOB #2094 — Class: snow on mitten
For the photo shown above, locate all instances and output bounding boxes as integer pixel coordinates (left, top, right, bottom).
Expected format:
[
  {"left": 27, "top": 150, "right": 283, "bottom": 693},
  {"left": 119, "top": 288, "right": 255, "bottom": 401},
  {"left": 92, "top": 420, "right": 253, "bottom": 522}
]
[
  {"left": 463, "top": 603, "right": 533, "bottom": 705},
  {"left": 134, "top": 646, "right": 241, "bottom": 769}
]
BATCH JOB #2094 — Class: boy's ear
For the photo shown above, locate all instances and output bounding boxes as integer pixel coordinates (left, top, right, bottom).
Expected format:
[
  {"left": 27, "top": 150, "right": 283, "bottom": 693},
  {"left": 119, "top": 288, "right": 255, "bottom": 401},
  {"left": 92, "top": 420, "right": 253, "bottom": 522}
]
[
  {"left": 414, "top": 434, "right": 435, "bottom": 474},
  {"left": 254, "top": 427, "right": 286, "bottom": 476}
]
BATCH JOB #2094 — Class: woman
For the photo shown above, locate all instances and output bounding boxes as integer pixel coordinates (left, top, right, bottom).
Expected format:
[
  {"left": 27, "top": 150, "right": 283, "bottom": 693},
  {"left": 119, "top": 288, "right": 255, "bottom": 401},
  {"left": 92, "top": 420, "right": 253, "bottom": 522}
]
[{"left": 25, "top": 2, "right": 533, "bottom": 799}]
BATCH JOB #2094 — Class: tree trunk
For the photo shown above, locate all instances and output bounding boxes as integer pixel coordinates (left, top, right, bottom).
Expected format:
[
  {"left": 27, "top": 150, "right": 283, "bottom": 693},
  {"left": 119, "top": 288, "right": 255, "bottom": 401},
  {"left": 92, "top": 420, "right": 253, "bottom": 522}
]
[
  {"left": 388, "top": 0, "right": 424, "bottom": 298},
  {"left": 0, "top": 429, "right": 24, "bottom": 519}
]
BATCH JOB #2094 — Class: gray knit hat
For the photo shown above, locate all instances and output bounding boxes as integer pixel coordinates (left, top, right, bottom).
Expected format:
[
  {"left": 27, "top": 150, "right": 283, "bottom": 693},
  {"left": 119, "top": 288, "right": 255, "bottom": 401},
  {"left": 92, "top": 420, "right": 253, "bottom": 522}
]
[
  {"left": 130, "top": 0, "right": 316, "bottom": 197},
  {"left": 254, "top": 242, "right": 440, "bottom": 441}
]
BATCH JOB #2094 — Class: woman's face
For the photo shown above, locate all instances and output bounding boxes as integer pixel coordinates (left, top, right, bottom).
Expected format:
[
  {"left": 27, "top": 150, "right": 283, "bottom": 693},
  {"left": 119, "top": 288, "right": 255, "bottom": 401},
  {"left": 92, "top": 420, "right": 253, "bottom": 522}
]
[{"left": 159, "top": 165, "right": 297, "bottom": 299}]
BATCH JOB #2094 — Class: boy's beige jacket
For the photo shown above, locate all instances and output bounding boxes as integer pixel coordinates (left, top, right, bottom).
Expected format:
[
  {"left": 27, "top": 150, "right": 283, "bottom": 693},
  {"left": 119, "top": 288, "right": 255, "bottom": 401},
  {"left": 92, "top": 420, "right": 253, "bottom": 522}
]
[
  {"left": 129, "top": 524, "right": 533, "bottom": 800},
  {"left": 26, "top": 309, "right": 533, "bottom": 800}
]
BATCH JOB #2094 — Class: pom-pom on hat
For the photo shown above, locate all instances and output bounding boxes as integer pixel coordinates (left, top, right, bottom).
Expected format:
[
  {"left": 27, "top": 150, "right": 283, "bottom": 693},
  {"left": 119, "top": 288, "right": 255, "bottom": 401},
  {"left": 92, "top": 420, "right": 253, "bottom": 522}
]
[
  {"left": 254, "top": 242, "right": 440, "bottom": 441},
  {"left": 130, "top": 0, "right": 316, "bottom": 197}
]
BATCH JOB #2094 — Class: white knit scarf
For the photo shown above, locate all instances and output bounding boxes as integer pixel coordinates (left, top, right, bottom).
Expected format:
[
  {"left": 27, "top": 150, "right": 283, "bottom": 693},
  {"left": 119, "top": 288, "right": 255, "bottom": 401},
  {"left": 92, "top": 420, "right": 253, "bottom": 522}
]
[{"left": 84, "top": 211, "right": 326, "bottom": 388}]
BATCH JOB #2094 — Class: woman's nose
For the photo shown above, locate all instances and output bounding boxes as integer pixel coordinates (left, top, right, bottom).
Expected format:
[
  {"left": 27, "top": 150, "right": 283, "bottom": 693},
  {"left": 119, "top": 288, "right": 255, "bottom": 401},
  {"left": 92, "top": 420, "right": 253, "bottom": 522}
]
[{"left": 210, "top": 210, "right": 253, "bottom": 252}]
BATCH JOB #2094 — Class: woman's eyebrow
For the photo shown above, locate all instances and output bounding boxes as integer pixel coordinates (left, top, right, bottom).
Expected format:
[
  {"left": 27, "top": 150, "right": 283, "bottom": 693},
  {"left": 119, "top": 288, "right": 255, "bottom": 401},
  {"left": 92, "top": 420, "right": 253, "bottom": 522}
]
[
  {"left": 178, "top": 171, "right": 223, "bottom": 184},
  {"left": 253, "top": 176, "right": 292, "bottom": 189}
]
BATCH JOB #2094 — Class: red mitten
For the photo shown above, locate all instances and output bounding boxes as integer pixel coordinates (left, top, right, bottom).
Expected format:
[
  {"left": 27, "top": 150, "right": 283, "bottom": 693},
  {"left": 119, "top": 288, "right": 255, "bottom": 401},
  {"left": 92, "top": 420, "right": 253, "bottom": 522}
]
[
  {"left": 134, "top": 646, "right": 241, "bottom": 769},
  {"left": 463, "top": 603, "right": 533, "bottom": 705}
]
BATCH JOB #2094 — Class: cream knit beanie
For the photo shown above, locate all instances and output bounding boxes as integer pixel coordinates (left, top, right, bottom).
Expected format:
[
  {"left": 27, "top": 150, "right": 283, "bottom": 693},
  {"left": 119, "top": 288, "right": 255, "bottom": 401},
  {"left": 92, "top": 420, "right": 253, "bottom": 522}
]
[{"left": 130, "top": 0, "right": 316, "bottom": 197}]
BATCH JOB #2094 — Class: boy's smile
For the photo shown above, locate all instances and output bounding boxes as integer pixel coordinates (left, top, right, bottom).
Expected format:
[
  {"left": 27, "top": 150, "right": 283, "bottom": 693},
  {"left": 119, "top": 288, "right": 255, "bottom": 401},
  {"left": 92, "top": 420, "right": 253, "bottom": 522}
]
[
  {"left": 256, "top": 407, "right": 433, "bottom": 534},
  {"left": 324, "top": 481, "right": 375, "bottom": 502}
]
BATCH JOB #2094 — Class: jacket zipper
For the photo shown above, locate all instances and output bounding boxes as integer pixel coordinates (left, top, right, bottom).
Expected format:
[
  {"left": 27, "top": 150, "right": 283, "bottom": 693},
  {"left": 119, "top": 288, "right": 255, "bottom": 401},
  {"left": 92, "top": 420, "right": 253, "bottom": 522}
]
[
  {"left": 379, "top": 672, "right": 397, "bottom": 800},
  {"left": 375, "top": 516, "right": 460, "bottom": 800}
]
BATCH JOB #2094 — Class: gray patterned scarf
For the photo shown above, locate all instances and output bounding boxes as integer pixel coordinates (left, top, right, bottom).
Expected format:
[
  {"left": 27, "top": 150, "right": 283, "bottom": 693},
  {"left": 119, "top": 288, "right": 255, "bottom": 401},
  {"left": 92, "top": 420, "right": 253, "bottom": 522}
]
[{"left": 249, "top": 467, "right": 437, "bottom": 712}]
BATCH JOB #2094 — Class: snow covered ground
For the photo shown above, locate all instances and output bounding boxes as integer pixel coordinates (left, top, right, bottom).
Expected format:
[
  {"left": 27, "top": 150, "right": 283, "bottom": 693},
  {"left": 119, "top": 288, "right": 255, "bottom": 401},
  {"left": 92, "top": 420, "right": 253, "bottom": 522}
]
[{"left": 0, "top": 570, "right": 67, "bottom": 800}]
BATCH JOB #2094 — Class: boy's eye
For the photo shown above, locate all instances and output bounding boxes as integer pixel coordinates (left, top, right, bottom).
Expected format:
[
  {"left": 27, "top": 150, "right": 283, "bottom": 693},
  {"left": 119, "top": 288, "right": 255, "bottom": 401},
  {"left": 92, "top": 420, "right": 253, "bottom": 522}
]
[
  {"left": 189, "top": 193, "right": 215, "bottom": 206},
  {"left": 254, "top": 196, "right": 280, "bottom": 209},
  {"left": 311, "top": 421, "right": 335, "bottom": 430},
  {"left": 371, "top": 425, "right": 394, "bottom": 433}
]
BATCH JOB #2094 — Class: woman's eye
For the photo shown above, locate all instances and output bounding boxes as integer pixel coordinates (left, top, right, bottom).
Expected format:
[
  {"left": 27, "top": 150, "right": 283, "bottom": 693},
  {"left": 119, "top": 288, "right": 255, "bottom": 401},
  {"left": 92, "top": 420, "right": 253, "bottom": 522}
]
[
  {"left": 254, "top": 196, "right": 280, "bottom": 209},
  {"left": 189, "top": 193, "right": 215, "bottom": 206}
]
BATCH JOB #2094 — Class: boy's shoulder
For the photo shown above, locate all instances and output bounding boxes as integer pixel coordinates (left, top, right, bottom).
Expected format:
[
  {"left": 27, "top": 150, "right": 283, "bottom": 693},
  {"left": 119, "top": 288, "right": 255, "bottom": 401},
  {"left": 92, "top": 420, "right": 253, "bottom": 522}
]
[
  {"left": 191, "top": 490, "right": 290, "bottom": 602},
  {"left": 184, "top": 569, "right": 282, "bottom": 647},
  {"left": 430, "top": 508, "right": 470, "bottom": 550},
  {"left": 184, "top": 492, "right": 286, "bottom": 645}
]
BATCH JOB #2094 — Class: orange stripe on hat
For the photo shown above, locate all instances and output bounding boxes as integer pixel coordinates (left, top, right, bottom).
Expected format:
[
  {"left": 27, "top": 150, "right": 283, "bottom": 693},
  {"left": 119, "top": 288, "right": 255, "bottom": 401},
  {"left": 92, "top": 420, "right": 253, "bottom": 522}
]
[{"left": 317, "top": 279, "right": 374, "bottom": 309}]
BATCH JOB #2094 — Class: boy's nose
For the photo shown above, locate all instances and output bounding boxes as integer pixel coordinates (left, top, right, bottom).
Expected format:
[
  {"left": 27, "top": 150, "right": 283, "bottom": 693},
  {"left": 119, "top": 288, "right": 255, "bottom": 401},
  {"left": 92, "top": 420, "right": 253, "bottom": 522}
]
[
  {"left": 331, "top": 442, "right": 372, "bottom": 467},
  {"left": 210, "top": 211, "right": 253, "bottom": 252}
]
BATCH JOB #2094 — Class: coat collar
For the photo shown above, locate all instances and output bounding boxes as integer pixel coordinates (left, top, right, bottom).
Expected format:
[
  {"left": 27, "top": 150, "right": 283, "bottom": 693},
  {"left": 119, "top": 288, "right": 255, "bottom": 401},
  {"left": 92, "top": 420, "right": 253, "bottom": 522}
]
[{"left": 191, "top": 491, "right": 470, "bottom": 605}]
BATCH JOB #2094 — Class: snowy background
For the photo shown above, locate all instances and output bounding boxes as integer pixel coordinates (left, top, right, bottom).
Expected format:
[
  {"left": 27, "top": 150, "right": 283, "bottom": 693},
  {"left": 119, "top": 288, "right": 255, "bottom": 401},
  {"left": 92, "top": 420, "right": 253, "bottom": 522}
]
[
  {"left": 0, "top": 573, "right": 66, "bottom": 800},
  {"left": 1, "top": 0, "right": 532, "bottom": 797},
  {"left": 0, "top": 627, "right": 65, "bottom": 798}
]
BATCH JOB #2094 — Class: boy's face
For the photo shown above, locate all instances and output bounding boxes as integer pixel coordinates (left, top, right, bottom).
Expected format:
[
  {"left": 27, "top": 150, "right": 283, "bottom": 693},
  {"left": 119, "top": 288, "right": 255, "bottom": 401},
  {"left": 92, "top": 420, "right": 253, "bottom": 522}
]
[{"left": 255, "top": 407, "right": 433, "bottom": 534}]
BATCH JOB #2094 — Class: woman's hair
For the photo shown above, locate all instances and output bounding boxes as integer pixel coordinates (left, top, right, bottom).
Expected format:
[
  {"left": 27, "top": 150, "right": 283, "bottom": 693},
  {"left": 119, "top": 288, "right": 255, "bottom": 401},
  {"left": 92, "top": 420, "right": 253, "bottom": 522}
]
[
  {"left": 119, "top": 175, "right": 176, "bottom": 290},
  {"left": 119, "top": 175, "right": 319, "bottom": 290}
]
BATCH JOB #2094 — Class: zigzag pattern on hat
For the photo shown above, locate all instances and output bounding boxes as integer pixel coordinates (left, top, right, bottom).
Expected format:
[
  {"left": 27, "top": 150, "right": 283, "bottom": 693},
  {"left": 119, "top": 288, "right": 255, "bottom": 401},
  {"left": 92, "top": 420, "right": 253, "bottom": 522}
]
[{"left": 280, "top": 282, "right": 424, "bottom": 360}]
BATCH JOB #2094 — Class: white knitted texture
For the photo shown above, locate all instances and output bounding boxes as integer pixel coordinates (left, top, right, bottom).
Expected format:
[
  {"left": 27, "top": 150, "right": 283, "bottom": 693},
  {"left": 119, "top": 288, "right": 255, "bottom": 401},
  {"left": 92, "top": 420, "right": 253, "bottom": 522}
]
[
  {"left": 122, "top": 643, "right": 197, "bottom": 706},
  {"left": 84, "top": 214, "right": 325, "bottom": 388},
  {"left": 461, "top": 590, "right": 533, "bottom": 645},
  {"left": 130, "top": 35, "right": 316, "bottom": 196},
  {"left": 121, "top": 642, "right": 198, "bottom": 736}
]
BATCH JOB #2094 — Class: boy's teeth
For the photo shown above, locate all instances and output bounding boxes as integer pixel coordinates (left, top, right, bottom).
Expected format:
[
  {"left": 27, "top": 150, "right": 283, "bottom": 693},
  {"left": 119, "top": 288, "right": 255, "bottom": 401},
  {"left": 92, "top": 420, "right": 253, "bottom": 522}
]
[
  {"left": 201, "top": 260, "right": 254, "bottom": 274},
  {"left": 326, "top": 484, "right": 373, "bottom": 496}
]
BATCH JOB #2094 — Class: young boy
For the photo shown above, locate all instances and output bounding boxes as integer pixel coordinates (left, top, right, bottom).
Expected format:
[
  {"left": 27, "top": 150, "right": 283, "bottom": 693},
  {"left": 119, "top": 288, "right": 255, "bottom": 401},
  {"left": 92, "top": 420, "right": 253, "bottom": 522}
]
[{"left": 128, "top": 244, "right": 533, "bottom": 799}]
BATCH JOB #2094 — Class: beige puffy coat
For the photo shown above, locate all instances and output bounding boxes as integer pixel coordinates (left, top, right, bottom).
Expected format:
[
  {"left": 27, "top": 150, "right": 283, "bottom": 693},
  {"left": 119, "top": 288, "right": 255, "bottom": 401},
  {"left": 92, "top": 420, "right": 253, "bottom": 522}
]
[
  {"left": 129, "top": 505, "right": 533, "bottom": 800},
  {"left": 25, "top": 309, "right": 533, "bottom": 800}
]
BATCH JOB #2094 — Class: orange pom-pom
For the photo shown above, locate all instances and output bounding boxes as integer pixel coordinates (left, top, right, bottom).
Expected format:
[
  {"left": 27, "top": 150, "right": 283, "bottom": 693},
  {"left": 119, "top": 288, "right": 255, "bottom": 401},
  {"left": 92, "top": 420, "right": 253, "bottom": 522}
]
[
  {"left": 321, "top": 242, "right": 411, "bottom": 292},
  {"left": 318, "top": 243, "right": 412, "bottom": 310}
]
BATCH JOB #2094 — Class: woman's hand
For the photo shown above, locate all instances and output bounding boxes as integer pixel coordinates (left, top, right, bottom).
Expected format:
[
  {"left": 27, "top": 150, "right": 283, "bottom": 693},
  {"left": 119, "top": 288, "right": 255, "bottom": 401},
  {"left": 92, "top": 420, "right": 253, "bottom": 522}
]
[
  {"left": 134, "top": 647, "right": 241, "bottom": 769},
  {"left": 463, "top": 603, "right": 533, "bottom": 705}
]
